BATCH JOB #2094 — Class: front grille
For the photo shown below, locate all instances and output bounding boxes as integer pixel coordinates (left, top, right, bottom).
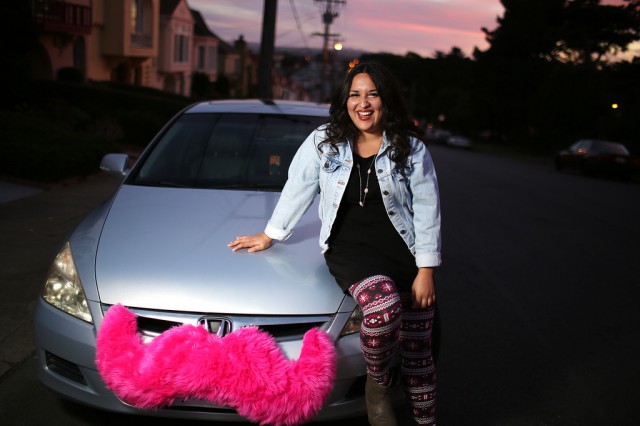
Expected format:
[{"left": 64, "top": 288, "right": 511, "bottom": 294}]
[
  {"left": 166, "top": 398, "right": 239, "bottom": 412},
  {"left": 258, "top": 322, "right": 325, "bottom": 341},
  {"left": 105, "top": 305, "right": 333, "bottom": 343},
  {"left": 136, "top": 315, "right": 182, "bottom": 335},
  {"left": 45, "top": 351, "right": 87, "bottom": 385}
]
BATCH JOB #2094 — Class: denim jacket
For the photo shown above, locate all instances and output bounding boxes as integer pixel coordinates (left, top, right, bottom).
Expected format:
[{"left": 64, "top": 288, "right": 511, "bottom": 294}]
[{"left": 265, "top": 126, "right": 441, "bottom": 268}]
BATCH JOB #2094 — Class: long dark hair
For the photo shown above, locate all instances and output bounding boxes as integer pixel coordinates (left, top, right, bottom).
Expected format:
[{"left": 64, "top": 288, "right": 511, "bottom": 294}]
[{"left": 321, "top": 61, "right": 420, "bottom": 167}]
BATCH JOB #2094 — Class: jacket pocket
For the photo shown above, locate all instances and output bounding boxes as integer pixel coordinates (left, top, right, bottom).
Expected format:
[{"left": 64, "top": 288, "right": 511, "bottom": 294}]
[
  {"left": 321, "top": 155, "right": 342, "bottom": 173},
  {"left": 391, "top": 164, "right": 413, "bottom": 213}
]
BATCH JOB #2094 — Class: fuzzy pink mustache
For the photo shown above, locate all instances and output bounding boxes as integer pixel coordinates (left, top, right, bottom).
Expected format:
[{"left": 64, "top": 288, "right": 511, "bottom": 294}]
[{"left": 96, "top": 304, "right": 337, "bottom": 425}]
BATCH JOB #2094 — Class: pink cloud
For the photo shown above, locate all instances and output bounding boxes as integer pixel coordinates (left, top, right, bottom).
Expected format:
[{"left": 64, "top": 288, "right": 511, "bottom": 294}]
[
  {"left": 188, "top": 0, "right": 502, "bottom": 56},
  {"left": 188, "top": 0, "right": 635, "bottom": 58}
]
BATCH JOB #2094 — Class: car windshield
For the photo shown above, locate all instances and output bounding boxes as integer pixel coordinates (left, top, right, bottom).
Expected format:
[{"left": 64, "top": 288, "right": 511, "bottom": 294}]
[
  {"left": 131, "top": 112, "right": 327, "bottom": 190},
  {"left": 591, "top": 141, "right": 630, "bottom": 156}
]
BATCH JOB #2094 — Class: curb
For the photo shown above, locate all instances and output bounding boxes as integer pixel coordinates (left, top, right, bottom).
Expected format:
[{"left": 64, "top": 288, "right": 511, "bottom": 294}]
[{"left": 0, "top": 173, "right": 122, "bottom": 380}]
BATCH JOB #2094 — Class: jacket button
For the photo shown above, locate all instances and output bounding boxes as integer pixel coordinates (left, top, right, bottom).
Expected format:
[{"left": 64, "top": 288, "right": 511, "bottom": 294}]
[
  {"left": 339, "top": 181, "right": 345, "bottom": 185},
  {"left": 388, "top": 211, "right": 395, "bottom": 216},
  {"left": 400, "top": 230, "right": 406, "bottom": 234},
  {"left": 383, "top": 190, "right": 389, "bottom": 195},
  {"left": 377, "top": 169, "right": 383, "bottom": 173},
  {"left": 324, "top": 161, "right": 330, "bottom": 168},
  {"left": 333, "top": 203, "right": 339, "bottom": 208}
]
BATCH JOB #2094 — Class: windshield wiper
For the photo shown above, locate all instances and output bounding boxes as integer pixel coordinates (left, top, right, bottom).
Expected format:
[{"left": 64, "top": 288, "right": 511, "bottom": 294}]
[
  {"left": 133, "top": 180, "right": 190, "bottom": 188},
  {"left": 133, "top": 181, "right": 283, "bottom": 191},
  {"left": 208, "top": 183, "right": 283, "bottom": 190}
]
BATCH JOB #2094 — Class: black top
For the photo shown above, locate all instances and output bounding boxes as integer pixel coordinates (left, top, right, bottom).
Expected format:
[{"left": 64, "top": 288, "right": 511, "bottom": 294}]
[{"left": 324, "top": 154, "right": 417, "bottom": 292}]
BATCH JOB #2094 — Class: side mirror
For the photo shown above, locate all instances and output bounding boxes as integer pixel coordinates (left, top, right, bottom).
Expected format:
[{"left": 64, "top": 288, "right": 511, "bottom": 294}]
[{"left": 100, "top": 153, "right": 130, "bottom": 177}]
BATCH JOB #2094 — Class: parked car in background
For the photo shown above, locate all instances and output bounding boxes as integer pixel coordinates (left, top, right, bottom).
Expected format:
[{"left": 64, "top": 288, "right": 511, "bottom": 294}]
[
  {"left": 424, "top": 126, "right": 451, "bottom": 145},
  {"left": 446, "top": 135, "right": 472, "bottom": 150},
  {"left": 32, "top": 99, "right": 399, "bottom": 423},
  {"left": 554, "top": 139, "right": 634, "bottom": 179}
]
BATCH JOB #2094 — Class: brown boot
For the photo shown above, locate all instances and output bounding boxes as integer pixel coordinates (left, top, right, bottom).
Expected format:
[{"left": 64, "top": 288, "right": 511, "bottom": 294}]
[{"left": 365, "top": 375, "right": 397, "bottom": 426}]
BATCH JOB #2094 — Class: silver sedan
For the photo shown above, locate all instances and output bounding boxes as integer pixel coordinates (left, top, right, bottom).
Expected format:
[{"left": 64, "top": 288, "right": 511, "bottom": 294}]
[{"left": 33, "top": 100, "right": 403, "bottom": 423}]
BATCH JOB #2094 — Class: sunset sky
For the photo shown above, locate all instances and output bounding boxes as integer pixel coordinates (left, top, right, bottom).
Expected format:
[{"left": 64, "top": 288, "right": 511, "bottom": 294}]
[{"left": 187, "top": 0, "right": 637, "bottom": 59}]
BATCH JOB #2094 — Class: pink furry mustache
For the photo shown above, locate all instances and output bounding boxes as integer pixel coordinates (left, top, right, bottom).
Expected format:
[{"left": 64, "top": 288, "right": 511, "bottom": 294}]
[{"left": 96, "top": 304, "right": 337, "bottom": 425}]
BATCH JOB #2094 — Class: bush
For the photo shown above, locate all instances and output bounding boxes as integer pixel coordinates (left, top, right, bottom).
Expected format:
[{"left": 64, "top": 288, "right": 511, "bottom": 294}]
[
  {"left": 0, "top": 110, "right": 118, "bottom": 182},
  {"left": 191, "top": 71, "right": 211, "bottom": 99},
  {"left": 1, "top": 79, "right": 191, "bottom": 182},
  {"left": 112, "top": 109, "right": 166, "bottom": 148},
  {"left": 57, "top": 67, "right": 85, "bottom": 83}
]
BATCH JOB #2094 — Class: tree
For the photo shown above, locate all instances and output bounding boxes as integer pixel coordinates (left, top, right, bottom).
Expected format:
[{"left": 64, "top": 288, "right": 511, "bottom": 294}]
[
  {"left": 479, "top": 0, "right": 566, "bottom": 62},
  {"left": 213, "top": 75, "right": 231, "bottom": 99},
  {"left": 1, "top": 0, "right": 39, "bottom": 108},
  {"left": 472, "top": 0, "right": 640, "bottom": 150},
  {"left": 480, "top": 0, "right": 640, "bottom": 66},
  {"left": 190, "top": 72, "right": 211, "bottom": 99},
  {"left": 360, "top": 48, "right": 476, "bottom": 134},
  {"left": 554, "top": 0, "right": 640, "bottom": 65}
]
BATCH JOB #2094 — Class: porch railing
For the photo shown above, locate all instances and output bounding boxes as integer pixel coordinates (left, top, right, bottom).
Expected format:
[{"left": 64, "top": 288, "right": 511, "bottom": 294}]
[{"left": 33, "top": 0, "right": 92, "bottom": 35}]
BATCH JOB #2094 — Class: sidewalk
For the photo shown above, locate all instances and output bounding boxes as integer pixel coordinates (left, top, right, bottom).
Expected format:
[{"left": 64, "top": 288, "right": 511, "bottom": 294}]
[
  {"left": 0, "top": 173, "right": 122, "bottom": 378},
  {"left": 0, "top": 182, "right": 44, "bottom": 204}
]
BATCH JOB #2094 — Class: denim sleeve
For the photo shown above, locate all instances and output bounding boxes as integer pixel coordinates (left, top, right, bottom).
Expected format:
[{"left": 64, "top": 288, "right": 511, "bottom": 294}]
[
  {"left": 264, "top": 129, "right": 323, "bottom": 240},
  {"left": 409, "top": 140, "right": 442, "bottom": 267}
]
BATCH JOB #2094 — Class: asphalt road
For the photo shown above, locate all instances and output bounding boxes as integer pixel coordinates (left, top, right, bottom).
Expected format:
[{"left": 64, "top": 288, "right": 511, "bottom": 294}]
[{"left": 1, "top": 145, "right": 639, "bottom": 425}]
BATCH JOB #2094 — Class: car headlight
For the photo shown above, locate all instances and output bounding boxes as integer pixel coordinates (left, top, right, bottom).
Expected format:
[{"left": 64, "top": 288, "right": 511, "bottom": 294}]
[
  {"left": 42, "top": 242, "right": 93, "bottom": 323},
  {"left": 340, "top": 305, "right": 362, "bottom": 336}
]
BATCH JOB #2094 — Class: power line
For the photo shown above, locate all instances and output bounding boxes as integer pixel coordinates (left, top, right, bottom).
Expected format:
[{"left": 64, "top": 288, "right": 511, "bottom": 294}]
[
  {"left": 288, "top": 0, "right": 310, "bottom": 54},
  {"left": 313, "top": 0, "right": 346, "bottom": 99}
]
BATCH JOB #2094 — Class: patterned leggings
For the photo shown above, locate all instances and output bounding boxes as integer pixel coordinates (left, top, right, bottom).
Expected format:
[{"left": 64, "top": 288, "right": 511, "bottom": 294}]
[{"left": 349, "top": 275, "right": 436, "bottom": 425}]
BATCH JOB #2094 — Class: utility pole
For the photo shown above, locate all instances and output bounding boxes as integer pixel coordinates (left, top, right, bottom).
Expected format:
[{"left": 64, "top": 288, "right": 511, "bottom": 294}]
[
  {"left": 258, "top": 0, "right": 277, "bottom": 99},
  {"left": 313, "top": 0, "right": 345, "bottom": 101}
]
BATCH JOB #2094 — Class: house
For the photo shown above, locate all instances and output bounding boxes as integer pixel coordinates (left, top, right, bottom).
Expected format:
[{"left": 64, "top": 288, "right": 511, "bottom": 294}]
[
  {"left": 28, "top": 0, "right": 306, "bottom": 100},
  {"left": 214, "top": 35, "right": 258, "bottom": 98},
  {"left": 31, "top": 0, "right": 95, "bottom": 80},
  {"left": 155, "top": 0, "right": 194, "bottom": 95},
  {"left": 190, "top": 8, "right": 218, "bottom": 83},
  {"left": 98, "top": 0, "right": 159, "bottom": 86},
  {"left": 32, "top": 0, "right": 161, "bottom": 85}
]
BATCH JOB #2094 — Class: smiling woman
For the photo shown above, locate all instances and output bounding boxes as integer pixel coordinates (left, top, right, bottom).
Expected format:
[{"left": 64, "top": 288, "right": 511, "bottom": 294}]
[
  {"left": 229, "top": 62, "right": 442, "bottom": 426},
  {"left": 347, "top": 73, "right": 384, "bottom": 140}
]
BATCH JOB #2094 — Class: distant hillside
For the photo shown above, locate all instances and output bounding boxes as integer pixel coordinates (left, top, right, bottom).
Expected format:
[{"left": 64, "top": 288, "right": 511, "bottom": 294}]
[{"left": 244, "top": 42, "right": 367, "bottom": 59}]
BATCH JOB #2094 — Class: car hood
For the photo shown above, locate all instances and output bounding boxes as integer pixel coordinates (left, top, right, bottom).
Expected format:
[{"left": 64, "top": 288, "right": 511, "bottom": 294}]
[{"left": 95, "top": 185, "right": 345, "bottom": 315}]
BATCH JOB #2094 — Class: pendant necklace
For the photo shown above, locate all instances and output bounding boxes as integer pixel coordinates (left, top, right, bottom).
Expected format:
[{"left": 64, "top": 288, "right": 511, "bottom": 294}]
[{"left": 356, "top": 154, "right": 377, "bottom": 207}]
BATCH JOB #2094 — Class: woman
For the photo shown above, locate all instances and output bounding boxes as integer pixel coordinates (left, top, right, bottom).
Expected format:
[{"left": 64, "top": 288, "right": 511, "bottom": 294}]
[{"left": 229, "top": 61, "right": 441, "bottom": 426}]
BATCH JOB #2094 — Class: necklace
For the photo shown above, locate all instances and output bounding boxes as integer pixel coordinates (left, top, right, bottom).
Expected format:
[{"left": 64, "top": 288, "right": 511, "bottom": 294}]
[{"left": 356, "top": 154, "right": 377, "bottom": 207}]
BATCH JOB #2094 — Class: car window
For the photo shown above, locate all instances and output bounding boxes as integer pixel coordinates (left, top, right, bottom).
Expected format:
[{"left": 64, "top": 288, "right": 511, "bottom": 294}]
[
  {"left": 132, "top": 112, "right": 327, "bottom": 190},
  {"left": 569, "top": 141, "right": 585, "bottom": 152}
]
